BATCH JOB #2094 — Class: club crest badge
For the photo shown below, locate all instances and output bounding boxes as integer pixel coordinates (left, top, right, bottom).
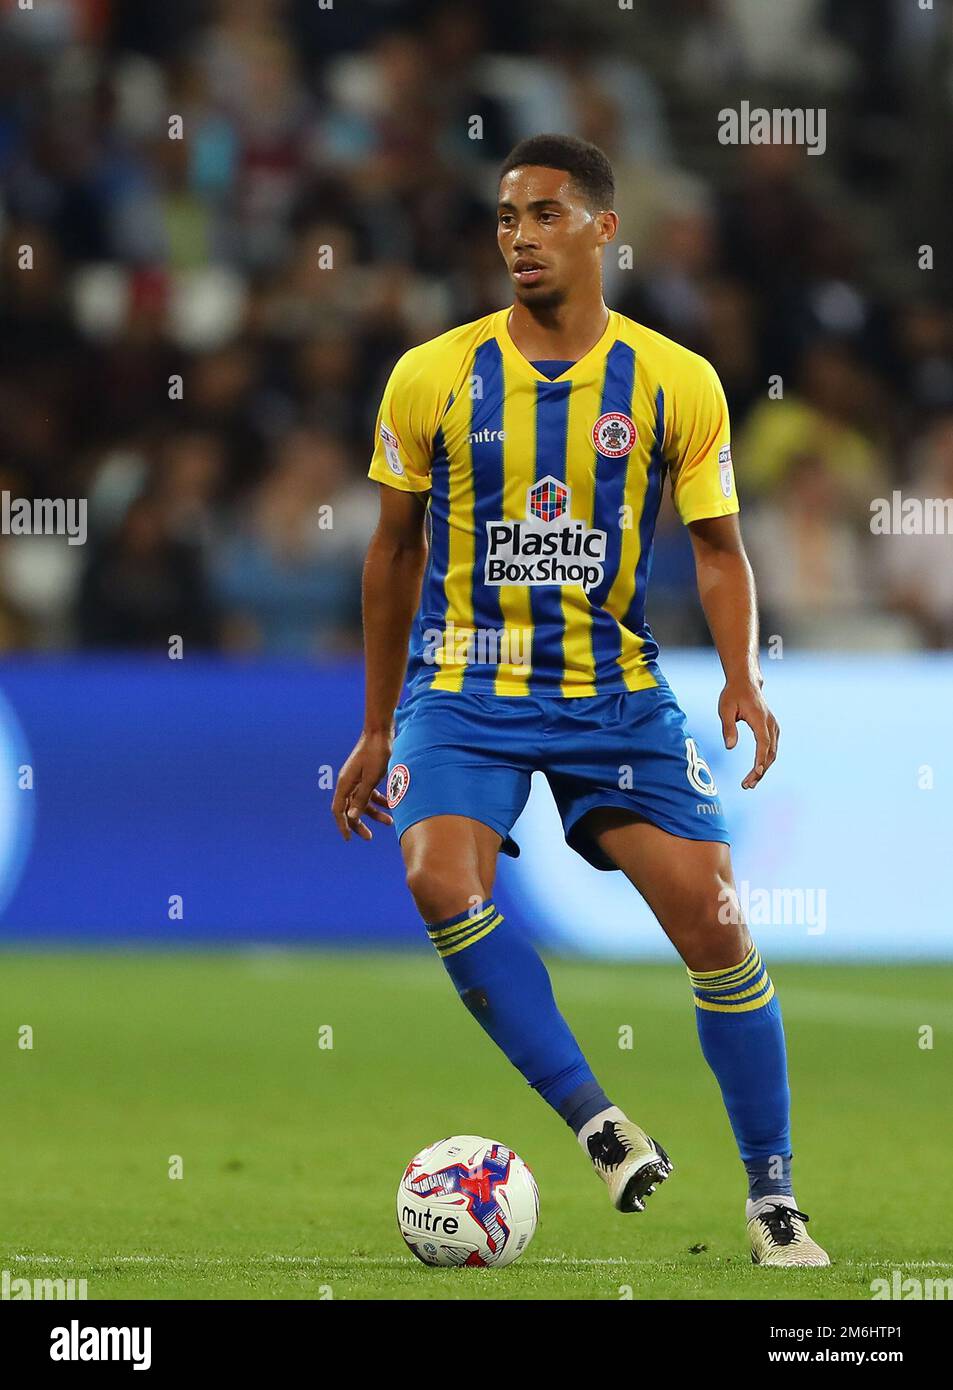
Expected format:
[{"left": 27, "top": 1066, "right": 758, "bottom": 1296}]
[
  {"left": 592, "top": 412, "right": 637, "bottom": 458},
  {"left": 387, "top": 763, "right": 411, "bottom": 808}
]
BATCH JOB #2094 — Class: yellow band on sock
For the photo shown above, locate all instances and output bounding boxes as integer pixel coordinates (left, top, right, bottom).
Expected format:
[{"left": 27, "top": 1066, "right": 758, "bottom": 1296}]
[
  {"left": 437, "top": 913, "right": 502, "bottom": 958},
  {"left": 690, "top": 956, "right": 764, "bottom": 996},
  {"left": 687, "top": 943, "right": 758, "bottom": 984},
  {"left": 693, "top": 979, "right": 775, "bottom": 1013},
  {"left": 427, "top": 904, "right": 496, "bottom": 941}
]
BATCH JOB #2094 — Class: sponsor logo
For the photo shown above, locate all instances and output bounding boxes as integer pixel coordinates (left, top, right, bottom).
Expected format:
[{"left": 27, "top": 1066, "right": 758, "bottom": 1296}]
[
  {"left": 401, "top": 1206, "right": 460, "bottom": 1234},
  {"left": 387, "top": 763, "right": 411, "bottom": 808},
  {"left": 529, "top": 476, "right": 568, "bottom": 522},
  {"left": 484, "top": 476, "right": 607, "bottom": 591},
  {"left": 592, "top": 412, "right": 637, "bottom": 458},
  {"left": 719, "top": 445, "right": 733, "bottom": 499},
  {"left": 468, "top": 428, "right": 506, "bottom": 445},
  {"left": 380, "top": 423, "right": 405, "bottom": 477}
]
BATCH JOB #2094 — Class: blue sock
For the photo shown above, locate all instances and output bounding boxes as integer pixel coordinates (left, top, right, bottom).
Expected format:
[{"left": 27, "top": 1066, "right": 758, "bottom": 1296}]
[
  {"left": 426, "top": 901, "right": 612, "bottom": 1132},
  {"left": 688, "top": 946, "right": 793, "bottom": 1201}
]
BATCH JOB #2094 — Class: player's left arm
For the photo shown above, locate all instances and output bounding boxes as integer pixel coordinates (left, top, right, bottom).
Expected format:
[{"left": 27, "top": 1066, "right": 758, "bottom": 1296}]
[
  {"left": 668, "top": 353, "right": 778, "bottom": 789},
  {"left": 688, "top": 514, "right": 779, "bottom": 790}
]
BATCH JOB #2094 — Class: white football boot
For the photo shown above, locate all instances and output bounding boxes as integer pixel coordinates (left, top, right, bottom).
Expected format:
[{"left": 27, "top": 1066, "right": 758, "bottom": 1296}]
[
  {"left": 586, "top": 1118, "right": 674, "bottom": 1213},
  {"left": 747, "top": 1197, "right": 831, "bottom": 1266}
]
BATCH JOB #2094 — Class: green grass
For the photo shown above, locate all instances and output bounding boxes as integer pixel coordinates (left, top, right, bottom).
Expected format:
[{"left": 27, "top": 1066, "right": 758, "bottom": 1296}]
[{"left": 1, "top": 952, "right": 951, "bottom": 1300}]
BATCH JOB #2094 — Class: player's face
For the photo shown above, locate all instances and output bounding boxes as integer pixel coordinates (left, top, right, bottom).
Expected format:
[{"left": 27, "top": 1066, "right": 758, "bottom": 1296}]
[{"left": 497, "top": 166, "right": 615, "bottom": 308}]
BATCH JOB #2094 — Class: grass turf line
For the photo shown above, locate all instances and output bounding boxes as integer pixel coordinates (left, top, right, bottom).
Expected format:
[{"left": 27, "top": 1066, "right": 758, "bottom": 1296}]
[{"left": 2, "top": 952, "right": 951, "bottom": 1300}]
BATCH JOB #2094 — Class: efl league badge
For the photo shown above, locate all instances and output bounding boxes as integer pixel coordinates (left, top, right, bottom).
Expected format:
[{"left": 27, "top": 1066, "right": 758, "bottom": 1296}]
[
  {"left": 719, "top": 444, "right": 734, "bottom": 498},
  {"left": 387, "top": 763, "right": 411, "bottom": 808},
  {"left": 592, "top": 412, "right": 637, "bottom": 458},
  {"left": 380, "top": 423, "right": 405, "bottom": 477}
]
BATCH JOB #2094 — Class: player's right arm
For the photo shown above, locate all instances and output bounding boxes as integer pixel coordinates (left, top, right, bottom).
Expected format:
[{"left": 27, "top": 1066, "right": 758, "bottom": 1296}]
[
  {"left": 331, "top": 486, "right": 428, "bottom": 842},
  {"left": 333, "top": 347, "right": 438, "bottom": 842}
]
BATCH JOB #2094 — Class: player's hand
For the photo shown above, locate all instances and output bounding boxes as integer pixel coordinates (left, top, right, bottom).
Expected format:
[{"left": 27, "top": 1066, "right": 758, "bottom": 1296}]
[
  {"left": 332, "top": 730, "right": 395, "bottom": 842},
  {"left": 718, "top": 678, "right": 779, "bottom": 790}
]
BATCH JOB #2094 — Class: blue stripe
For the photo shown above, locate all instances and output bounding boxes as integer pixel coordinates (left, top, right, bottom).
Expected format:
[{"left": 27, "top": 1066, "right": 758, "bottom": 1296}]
[
  {"left": 419, "top": 425, "right": 451, "bottom": 690},
  {"left": 622, "top": 385, "right": 667, "bottom": 664},
  {"left": 465, "top": 339, "right": 507, "bottom": 690},
  {"left": 529, "top": 379, "right": 572, "bottom": 692},
  {"left": 589, "top": 342, "right": 637, "bottom": 687},
  {"left": 693, "top": 971, "right": 772, "bottom": 1007}
]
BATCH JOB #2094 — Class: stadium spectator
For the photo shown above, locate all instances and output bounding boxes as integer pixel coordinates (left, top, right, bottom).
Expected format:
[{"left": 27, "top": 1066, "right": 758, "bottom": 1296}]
[
  {"left": 0, "top": 0, "right": 949, "bottom": 657},
  {"left": 77, "top": 493, "right": 219, "bottom": 649},
  {"left": 211, "top": 428, "right": 365, "bottom": 656}
]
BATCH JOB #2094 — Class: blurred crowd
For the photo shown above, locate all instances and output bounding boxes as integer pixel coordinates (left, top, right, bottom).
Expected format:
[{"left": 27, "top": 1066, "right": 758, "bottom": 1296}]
[{"left": 1, "top": 0, "right": 952, "bottom": 658}]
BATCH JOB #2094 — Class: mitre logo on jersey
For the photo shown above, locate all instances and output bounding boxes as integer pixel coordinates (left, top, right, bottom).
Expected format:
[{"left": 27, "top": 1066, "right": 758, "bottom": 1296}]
[
  {"left": 592, "top": 411, "right": 637, "bottom": 458},
  {"left": 484, "top": 476, "right": 607, "bottom": 592}
]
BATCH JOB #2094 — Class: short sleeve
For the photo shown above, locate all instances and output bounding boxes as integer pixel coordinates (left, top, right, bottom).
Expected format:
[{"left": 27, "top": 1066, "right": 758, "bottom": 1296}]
[
  {"left": 368, "top": 350, "right": 438, "bottom": 493},
  {"left": 667, "top": 357, "right": 739, "bottom": 524}
]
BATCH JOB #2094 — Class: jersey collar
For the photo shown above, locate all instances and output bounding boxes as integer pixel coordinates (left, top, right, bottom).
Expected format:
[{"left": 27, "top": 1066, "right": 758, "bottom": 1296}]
[{"left": 493, "top": 306, "right": 619, "bottom": 386}]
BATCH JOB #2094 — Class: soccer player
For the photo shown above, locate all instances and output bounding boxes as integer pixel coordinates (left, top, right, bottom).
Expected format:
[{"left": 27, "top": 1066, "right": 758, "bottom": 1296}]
[{"left": 333, "top": 134, "right": 829, "bottom": 1266}]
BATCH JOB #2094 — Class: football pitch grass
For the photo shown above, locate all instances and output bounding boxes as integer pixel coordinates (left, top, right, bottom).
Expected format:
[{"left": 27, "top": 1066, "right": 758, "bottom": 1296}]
[{"left": 2, "top": 951, "right": 951, "bottom": 1301}]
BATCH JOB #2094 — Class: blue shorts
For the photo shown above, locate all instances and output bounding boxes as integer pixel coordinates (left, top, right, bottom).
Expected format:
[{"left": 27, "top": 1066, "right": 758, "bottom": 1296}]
[{"left": 385, "top": 678, "right": 729, "bottom": 871}]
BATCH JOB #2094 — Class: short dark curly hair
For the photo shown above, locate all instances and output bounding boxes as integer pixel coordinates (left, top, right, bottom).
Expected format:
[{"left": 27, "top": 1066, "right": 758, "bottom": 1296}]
[{"left": 498, "top": 134, "right": 615, "bottom": 211}]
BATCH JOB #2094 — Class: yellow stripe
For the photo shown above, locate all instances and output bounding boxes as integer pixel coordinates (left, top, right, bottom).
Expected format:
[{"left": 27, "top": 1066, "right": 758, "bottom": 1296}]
[
  {"left": 437, "top": 915, "right": 502, "bottom": 958},
  {"left": 690, "top": 955, "right": 764, "bottom": 995},
  {"left": 694, "top": 971, "right": 770, "bottom": 1004},
  {"left": 434, "top": 920, "right": 496, "bottom": 953},
  {"left": 430, "top": 403, "right": 475, "bottom": 693},
  {"left": 688, "top": 944, "right": 759, "bottom": 982},
  {"left": 428, "top": 914, "right": 498, "bottom": 951},
  {"left": 495, "top": 362, "right": 535, "bottom": 694},
  {"left": 427, "top": 906, "right": 496, "bottom": 941},
  {"left": 693, "top": 980, "right": 775, "bottom": 1013},
  {"left": 559, "top": 368, "right": 604, "bottom": 696},
  {"left": 621, "top": 663, "right": 659, "bottom": 693}
]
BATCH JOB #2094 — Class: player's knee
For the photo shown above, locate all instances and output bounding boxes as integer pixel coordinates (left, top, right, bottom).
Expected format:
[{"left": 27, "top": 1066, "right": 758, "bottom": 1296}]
[
  {"left": 678, "top": 872, "right": 749, "bottom": 970},
  {"left": 404, "top": 861, "right": 481, "bottom": 925}
]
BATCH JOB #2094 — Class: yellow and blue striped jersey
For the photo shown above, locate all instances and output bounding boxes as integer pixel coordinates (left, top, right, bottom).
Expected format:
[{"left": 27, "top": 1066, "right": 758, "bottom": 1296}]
[{"left": 369, "top": 307, "right": 737, "bottom": 698}]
